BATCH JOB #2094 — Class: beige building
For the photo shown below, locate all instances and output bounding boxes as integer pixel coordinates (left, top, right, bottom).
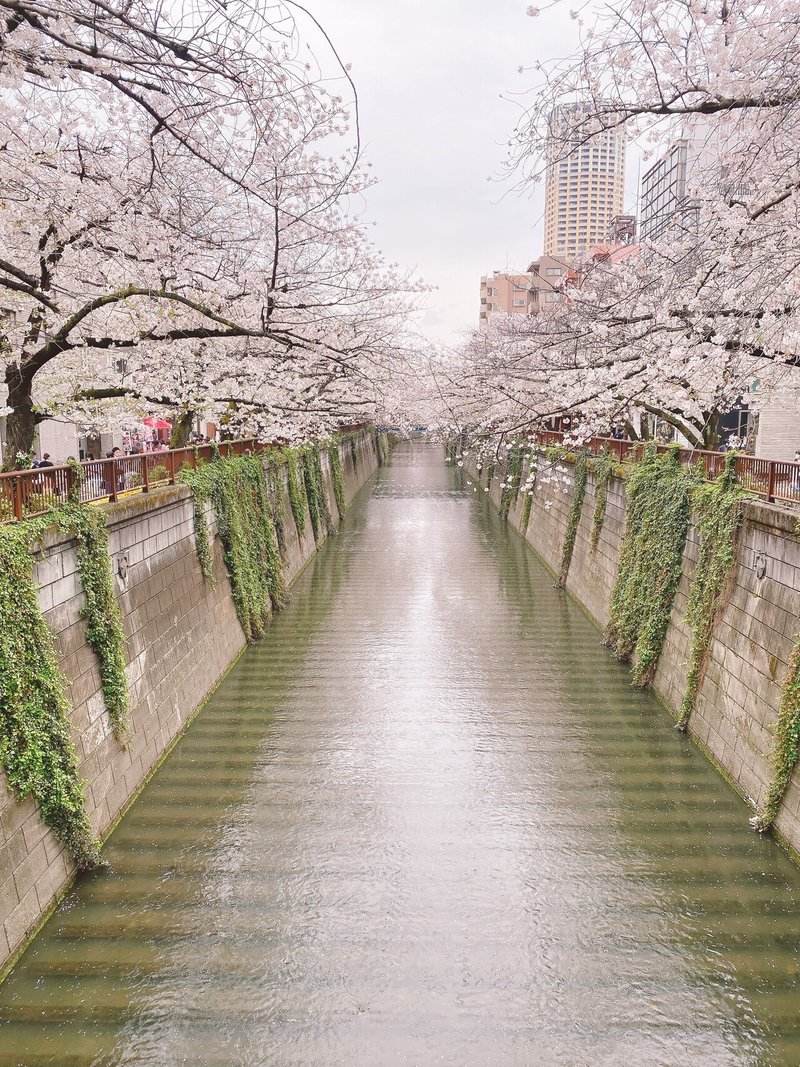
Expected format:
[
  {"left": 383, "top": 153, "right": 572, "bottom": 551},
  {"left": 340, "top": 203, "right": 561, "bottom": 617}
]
[
  {"left": 543, "top": 104, "right": 625, "bottom": 261},
  {"left": 479, "top": 255, "right": 569, "bottom": 325}
]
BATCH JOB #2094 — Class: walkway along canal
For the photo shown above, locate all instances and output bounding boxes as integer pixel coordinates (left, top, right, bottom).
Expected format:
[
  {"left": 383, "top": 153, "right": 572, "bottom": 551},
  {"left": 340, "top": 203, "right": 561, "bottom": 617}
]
[{"left": 1, "top": 441, "right": 800, "bottom": 1065}]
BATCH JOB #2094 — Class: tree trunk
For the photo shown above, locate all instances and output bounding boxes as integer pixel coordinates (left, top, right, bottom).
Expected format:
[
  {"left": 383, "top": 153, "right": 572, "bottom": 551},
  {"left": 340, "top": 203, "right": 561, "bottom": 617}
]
[
  {"left": 169, "top": 409, "right": 194, "bottom": 449},
  {"left": 3, "top": 364, "right": 37, "bottom": 470},
  {"left": 702, "top": 412, "right": 720, "bottom": 451}
]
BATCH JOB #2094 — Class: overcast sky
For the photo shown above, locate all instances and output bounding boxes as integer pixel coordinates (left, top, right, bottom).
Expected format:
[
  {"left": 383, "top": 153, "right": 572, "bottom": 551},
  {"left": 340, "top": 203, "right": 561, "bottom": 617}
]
[{"left": 307, "top": 0, "right": 640, "bottom": 349}]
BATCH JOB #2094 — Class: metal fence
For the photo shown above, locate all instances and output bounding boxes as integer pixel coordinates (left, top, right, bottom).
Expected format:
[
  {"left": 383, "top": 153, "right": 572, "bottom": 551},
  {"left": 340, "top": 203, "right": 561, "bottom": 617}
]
[
  {"left": 0, "top": 440, "right": 256, "bottom": 523},
  {"left": 534, "top": 430, "right": 800, "bottom": 506}
]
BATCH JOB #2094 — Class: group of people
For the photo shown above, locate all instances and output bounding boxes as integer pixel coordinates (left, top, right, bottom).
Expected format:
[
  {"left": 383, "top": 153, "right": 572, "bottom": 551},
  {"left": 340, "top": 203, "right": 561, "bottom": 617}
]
[
  {"left": 114, "top": 439, "right": 167, "bottom": 456},
  {"left": 30, "top": 453, "right": 55, "bottom": 468}
]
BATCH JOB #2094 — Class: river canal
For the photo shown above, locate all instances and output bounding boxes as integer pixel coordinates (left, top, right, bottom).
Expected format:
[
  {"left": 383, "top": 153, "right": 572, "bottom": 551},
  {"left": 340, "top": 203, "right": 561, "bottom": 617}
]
[{"left": 1, "top": 441, "right": 799, "bottom": 1065}]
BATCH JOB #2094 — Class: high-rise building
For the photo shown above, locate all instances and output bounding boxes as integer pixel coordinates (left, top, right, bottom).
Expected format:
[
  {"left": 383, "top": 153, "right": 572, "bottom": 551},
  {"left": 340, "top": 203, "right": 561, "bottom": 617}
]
[{"left": 543, "top": 104, "right": 626, "bottom": 262}]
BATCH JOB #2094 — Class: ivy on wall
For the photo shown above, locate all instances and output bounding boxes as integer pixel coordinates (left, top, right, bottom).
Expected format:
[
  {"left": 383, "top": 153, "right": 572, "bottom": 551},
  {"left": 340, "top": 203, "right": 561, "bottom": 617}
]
[
  {"left": 264, "top": 458, "right": 289, "bottom": 559},
  {"left": 0, "top": 523, "right": 102, "bottom": 869},
  {"left": 284, "top": 449, "right": 307, "bottom": 539},
  {"left": 755, "top": 641, "right": 800, "bottom": 832},
  {"left": 556, "top": 449, "right": 589, "bottom": 589},
  {"left": 183, "top": 453, "right": 285, "bottom": 639},
  {"left": 68, "top": 506, "right": 129, "bottom": 738},
  {"left": 185, "top": 483, "right": 214, "bottom": 584},
  {"left": 677, "top": 454, "right": 747, "bottom": 731},
  {"left": 500, "top": 443, "right": 525, "bottom": 521},
  {"left": 375, "top": 431, "right": 391, "bottom": 468},
  {"left": 521, "top": 491, "right": 533, "bottom": 534},
  {"left": 605, "top": 446, "right": 691, "bottom": 686},
  {"left": 315, "top": 447, "right": 334, "bottom": 536},
  {"left": 520, "top": 454, "right": 537, "bottom": 534},
  {"left": 328, "top": 441, "right": 346, "bottom": 520},
  {"left": 300, "top": 446, "right": 330, "bottom": 542},
  {"left": 589, "top": 450, "right": 616, "bottom": 552},
  {"left": 0, "top": 493, "right": 133, "bottom": 869}
]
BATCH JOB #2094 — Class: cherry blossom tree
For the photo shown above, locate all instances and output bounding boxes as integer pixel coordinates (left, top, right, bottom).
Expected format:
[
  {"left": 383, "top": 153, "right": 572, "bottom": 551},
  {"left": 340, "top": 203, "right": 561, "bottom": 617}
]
[
  {"left": 0, "top": 0, "right": 419, "bottom": 464},
  {"left": 447, "top": 0, "right": 800, "bottom": 448}
]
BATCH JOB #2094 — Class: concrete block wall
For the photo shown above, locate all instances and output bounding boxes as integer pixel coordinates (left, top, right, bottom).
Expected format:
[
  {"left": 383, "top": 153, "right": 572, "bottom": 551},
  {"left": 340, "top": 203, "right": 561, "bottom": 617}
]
[
  {"left": 0, "top": 431, "right": 381, "bottom": 972},
  {"left": 467, "top": 451, "right": 800, "bottom": 857}
]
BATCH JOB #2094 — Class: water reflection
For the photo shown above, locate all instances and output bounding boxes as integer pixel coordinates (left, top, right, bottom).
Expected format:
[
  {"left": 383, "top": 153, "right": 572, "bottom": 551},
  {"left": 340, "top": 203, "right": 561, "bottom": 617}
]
[{"left": 0, "top": 441, "right": 798, "bottom": 1065}]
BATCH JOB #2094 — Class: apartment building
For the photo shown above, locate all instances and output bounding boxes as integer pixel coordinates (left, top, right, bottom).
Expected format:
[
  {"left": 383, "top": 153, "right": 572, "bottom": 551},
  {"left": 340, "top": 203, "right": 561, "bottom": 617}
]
[{"left": 479, "top": 255, "right": 569, "bottom": 325}]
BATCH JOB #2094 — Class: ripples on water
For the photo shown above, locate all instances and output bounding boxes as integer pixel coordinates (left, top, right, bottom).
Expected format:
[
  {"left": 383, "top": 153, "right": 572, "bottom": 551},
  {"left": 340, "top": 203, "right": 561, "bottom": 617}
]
[{"left": 0, "top": 441, "right": 799, "bottom": 1066}]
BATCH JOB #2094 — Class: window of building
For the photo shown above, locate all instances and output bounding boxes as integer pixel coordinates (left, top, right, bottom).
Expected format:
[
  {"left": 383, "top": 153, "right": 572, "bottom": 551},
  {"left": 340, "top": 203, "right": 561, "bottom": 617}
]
[{"left": 513, "top": 298, "right": 526, "bottom": 306}]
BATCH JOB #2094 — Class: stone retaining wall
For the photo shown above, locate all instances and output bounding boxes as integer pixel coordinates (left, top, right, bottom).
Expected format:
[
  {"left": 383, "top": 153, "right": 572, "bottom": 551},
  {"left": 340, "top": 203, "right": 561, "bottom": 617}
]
[
  {"left": 0, "top": 432, "right": 381, "bottom": 972},
  {"left": 467, "top": 451, "right": 800, "bottom": 857}
]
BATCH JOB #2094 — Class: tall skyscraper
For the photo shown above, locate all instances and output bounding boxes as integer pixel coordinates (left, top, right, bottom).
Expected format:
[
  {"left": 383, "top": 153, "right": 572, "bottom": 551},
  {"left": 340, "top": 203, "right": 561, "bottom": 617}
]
[{"left": 543, "top": 104, "right": 626, "bottom": 262}]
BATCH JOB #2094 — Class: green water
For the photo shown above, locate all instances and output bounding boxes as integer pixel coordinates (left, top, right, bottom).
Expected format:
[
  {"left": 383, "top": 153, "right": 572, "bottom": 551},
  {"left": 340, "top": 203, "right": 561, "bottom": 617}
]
[{"left": 1, "top": 441, "right": 799, "bottom": 1065}]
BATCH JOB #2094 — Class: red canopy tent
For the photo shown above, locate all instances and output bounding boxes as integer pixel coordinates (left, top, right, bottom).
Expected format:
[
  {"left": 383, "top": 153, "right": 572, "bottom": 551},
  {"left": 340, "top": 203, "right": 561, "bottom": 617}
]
[{"left": 142, "top": 416, "right": 171, "bottom": 444}]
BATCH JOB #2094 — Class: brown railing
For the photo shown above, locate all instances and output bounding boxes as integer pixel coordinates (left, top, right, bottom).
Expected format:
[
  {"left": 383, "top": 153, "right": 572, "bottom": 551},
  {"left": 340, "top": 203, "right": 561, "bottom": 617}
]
[
  {"left": 533, "top": 430, "right": 800, "bottom": 506},
  {"left": 0, "top": 439, "right": 256, "bottom": 523}
]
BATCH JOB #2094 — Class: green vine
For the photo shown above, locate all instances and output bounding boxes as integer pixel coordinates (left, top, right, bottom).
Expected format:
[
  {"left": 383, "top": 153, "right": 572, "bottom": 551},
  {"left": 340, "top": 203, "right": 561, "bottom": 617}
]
[
  {"left": 677, "top": 454, "right": 747, "bottom": 730},
  {"left": 0, "top": 498, "right": 132, "bottom": 870},
  {"left": 286, "top": 450, "right": 307, "bottom": 538},
  {"left": 590, "top": 450, "right": 616, "bottom": 552},
  {"left": 375, "top": 431, "right": 390, "bottom": 467},
  {"left": 500, "top": 442, "right": 525, "bottom": 520},
  {"left": 545, "top": 444, "right": 568, "bottom": 463},
  {"left": 302, "top": 447, "right": 322, "bottom": 542},
  {"left": 755, "top": 640, "right": 800, "bottom": 832},
  {"left": 299, "top": 446, "right": 333, "bottom": 541},
  {"left": 445, "top": 437, "right": 458, "bottom": 465},
  {"left": 264, "top": 457, "right": 289, "bottom": 559},
  {"left": 66, "top": 458, "right": 83, "bottom": 503},
  {"left": 486, "top": 462, "right": 495, "bottom": 488},
  {"left": 521, "top": 492, "right": 533, "bottom": 534},
  {"left": 605, "top": 446, "right": 691, "bottom": 686},
  {"left": 520, "top": 454, "right": 537, "bottom": 534},
  {"left": 315, "top": 447, "right": 334, "bottom": 536},
  {"left": 349, "top": 435, "right": 359, "bottom": 472},
  {"left": 67, "top": 506, "right": 129, "bottom": 738},
  {"left": 183, "top": 454, "right": 285, "bottom": 639},
  {"left": 556, "top": 449, "right": 589, "bottom": 589},
  {"left": 189, "top": 492, "right": 214, "bottom": 584},
  {"left": 328, "top": 440, "right": 346, "bottom": 520}
]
